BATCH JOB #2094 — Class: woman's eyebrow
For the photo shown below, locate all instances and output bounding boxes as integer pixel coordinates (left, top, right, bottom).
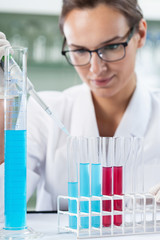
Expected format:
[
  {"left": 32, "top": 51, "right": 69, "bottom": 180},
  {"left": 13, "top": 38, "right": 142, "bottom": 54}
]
[
  {"left": 68, "top": 35, "right": 125, "bottom": 49},
  {"left": 68, "top": 43, "right": 88, "bottom": 48},
  {"left": 100, "top": 35, "right": 126, "bottom": 45}
]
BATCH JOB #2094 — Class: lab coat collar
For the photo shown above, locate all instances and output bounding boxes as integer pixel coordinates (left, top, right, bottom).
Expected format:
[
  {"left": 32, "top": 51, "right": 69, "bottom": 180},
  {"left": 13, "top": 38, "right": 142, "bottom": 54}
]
[{"left": 70, "top": 80, "right": 151, "bottom": 138}]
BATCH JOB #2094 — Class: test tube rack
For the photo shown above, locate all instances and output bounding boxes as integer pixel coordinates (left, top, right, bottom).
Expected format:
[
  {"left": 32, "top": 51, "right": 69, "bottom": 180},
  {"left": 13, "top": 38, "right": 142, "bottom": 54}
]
[{"left": 57, "top": 193, "right": 160, "bottom": 238}]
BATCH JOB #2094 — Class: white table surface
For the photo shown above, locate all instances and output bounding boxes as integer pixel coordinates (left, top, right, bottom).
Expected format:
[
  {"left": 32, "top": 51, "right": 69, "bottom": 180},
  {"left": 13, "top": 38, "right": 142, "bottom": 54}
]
[{"left": 1, "top": 213, "right": 160, "bottom": 240}]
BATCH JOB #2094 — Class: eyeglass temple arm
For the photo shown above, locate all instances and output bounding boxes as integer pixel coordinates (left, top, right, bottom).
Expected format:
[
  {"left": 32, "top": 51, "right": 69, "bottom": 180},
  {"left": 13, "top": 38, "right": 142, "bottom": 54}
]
[
  {"left": 61, "top": 37, "right": 66, "bottom": 55},
  {"left": 127, "top": 27, "right": 135, "bottom": 43}
]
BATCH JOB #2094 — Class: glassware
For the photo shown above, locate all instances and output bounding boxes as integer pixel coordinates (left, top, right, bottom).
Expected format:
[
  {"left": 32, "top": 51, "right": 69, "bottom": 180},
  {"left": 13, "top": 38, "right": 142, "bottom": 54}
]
[
  {"left": 0, "top": 46, "right": 42, "bottom": 239},
  {"left": 68, "top": 136, "right": 78, "bottom": 229},
  {"left": 4, "top": 46, "right": 27, "bottom": 230},
  {"left": 67, "top": 136, "right": 144, "bottom": 231},
  {"left": 78, "top": 137, "right": 90, "bottom": 229},
  {"left": 101, "top": 137, "right": 113, "bottom": 227},
  {"left": 88, "top": 137, "right": 101, "bottom": 228}
]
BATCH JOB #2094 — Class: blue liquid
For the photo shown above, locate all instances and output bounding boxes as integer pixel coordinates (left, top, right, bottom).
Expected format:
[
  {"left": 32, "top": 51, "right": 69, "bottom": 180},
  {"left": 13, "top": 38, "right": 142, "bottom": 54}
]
[
  {"left": 80, "top": 163, "right": 90, "bottom": 229},
  {"left": 91, "top": 163, "right": 101, "bottom": 228},
  {"left": 68, "top": 182, "right": 78, "bottom": 229},
  {"left": 4, "top": 130, "right": 27, "bottom": 230}
]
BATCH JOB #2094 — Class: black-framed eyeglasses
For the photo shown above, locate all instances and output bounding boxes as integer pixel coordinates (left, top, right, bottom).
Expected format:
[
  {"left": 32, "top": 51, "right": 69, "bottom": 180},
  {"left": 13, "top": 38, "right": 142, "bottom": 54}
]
[{"left": 61, "top": 27, "right": 135, "bottom": 67}]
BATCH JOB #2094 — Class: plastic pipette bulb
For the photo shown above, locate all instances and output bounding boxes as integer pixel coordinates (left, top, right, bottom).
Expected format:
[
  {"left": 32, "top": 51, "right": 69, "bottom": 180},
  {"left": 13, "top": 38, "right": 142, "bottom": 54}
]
[{"left": 0, "top": 56, "right": 70, "bottom": 136}]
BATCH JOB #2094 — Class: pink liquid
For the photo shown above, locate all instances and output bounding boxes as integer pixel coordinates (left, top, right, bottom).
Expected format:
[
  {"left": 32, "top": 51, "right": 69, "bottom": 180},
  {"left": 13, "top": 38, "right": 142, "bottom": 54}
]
[
  {"left": 113, "top": 166, "right": 123, "bottom": 226},
  {"left": 102, "top": 167, "right": 112, "bottom": 227}
]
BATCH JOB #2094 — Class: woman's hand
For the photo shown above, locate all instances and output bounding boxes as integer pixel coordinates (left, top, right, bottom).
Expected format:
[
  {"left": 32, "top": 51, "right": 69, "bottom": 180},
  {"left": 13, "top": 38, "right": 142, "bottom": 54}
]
[
  {"left": 0, "top": 32, "right": 12, "bottom": 99},
  {"left": 0, "top": 32, "right": 11, "bottom": 59},
  {"left": 149, "top": 183, "right": 160, "bottom": 203}
]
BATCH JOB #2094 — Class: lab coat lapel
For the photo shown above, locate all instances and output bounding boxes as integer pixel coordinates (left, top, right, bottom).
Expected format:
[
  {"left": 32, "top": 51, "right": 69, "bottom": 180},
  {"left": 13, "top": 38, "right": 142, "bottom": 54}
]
[
  {"left": 70, "top": 84, "right": 99, "bottom": 136},
  {"left": 115, "top": 80, "right": 151, "bottom": 137}
]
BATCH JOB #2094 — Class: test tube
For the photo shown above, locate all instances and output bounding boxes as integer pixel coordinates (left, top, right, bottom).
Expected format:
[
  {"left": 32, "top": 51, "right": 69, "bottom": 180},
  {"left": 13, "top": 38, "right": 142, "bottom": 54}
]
[
  {"left": 132, "top": 137, "right": 144, "bottom": 194},
  {"left": 113, "top": 137, "right": 123, "bottom": 226},
  {"left": 68, "top": 136, "right": 78, "bottom": 229},
  {"left": 4, "top": 47, "right": 27, "bottom": 230},
  {"left": 88, "top": 137, "right": 101, "bottom": 228},
  {"left": 101, "top": 137, "right": 113, "bottom": 227},
  {"left": 78, "top": 137, "right": 90, "bottom": 229}
]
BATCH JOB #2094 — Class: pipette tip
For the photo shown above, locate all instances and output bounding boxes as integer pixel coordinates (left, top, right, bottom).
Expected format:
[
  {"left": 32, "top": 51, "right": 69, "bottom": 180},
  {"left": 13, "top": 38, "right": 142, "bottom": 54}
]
[{"left": 62, "top": 127, "right": 70, "bottom": 136}]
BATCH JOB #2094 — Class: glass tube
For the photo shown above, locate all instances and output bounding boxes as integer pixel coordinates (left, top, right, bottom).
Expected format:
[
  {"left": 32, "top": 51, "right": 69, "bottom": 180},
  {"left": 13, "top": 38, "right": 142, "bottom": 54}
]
[
  {"left": 113, "top": 137, "right": 123, "bottom": 226},
  {"left": 68, "top": 136, "right": 78, "bottom": 229},
  {"left": 132, "top": 137, "right": 144, "bottom": 194},
  {"left": 78, "top": 137, "right": 90, "bottom": 229},
  {"left": 88, "top": 137, "right": 101, "bottom": 228},
  {"left": 101, "top": 137, "right": 113, "bottom": 227}
]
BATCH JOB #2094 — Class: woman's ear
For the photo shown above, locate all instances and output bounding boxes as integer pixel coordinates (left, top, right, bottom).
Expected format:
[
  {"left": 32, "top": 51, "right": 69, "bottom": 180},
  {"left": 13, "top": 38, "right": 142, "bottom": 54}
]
[{"left": 136, "top": 19, "right": 147, "bottom": 49}]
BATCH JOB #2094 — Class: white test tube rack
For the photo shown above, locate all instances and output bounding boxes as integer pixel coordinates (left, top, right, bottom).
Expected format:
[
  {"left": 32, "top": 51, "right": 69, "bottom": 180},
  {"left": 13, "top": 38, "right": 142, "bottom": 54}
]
[
  {"left": 57, "top": 193, "right": 160, "bottom": 239},
  {"left": 57, "top": 136, "right": 160, "bottom": 238}
]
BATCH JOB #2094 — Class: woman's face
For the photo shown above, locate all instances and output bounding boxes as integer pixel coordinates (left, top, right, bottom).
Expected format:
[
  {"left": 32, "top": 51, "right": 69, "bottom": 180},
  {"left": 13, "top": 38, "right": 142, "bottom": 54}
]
[{"left": 63, "top": 4, "right": 145, "bottom": 98}]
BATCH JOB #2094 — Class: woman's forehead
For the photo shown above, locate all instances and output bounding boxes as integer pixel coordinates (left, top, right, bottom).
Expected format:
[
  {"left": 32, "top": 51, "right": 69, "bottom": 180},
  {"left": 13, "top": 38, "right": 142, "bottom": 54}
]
[{"left": 63, "top": 4, "right": 128, "bottom": 48}]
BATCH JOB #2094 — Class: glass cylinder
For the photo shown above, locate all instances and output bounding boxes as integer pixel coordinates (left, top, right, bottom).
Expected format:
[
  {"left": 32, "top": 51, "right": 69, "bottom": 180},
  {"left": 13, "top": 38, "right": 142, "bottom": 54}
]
[{"left": 4, "top": 46, "right": 27, "bottom": 230}]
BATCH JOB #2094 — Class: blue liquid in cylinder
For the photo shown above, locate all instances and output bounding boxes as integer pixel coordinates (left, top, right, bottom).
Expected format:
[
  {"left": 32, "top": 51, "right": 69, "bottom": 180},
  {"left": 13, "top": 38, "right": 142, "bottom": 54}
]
[
  {"left": 5, "top": 130, "right": 27, "bottom": 230},
  {"left": 91, "top": 163, "right": 101, "bottom": 228},
  {"left": 68, "top": 182, "right": 78, "bottom": 229},
  {"left": 80, "top": 163, "right": 90, "bottom": 229}
]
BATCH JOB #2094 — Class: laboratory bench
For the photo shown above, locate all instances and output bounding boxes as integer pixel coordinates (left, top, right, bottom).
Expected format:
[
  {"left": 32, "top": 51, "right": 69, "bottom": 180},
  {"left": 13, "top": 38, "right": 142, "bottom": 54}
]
[{"left": 1, "top": 212, "right": 160, "bottom": 240}]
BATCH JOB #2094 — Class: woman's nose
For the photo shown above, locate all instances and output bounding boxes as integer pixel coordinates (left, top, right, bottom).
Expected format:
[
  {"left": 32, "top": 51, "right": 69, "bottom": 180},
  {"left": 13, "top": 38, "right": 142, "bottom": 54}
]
[{"left": 89, "top": 52, "right": 107, "bottom": 75}]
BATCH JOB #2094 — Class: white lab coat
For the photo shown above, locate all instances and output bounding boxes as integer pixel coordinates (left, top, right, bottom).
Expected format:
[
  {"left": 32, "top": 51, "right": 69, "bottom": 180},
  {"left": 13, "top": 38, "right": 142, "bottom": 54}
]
[{"left": 1, "top": 79, "right": 160, "bottom": 212}]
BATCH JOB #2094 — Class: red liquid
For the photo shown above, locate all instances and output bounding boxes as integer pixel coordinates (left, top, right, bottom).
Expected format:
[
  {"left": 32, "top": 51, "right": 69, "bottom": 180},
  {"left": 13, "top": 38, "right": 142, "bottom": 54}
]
[
  {"left": 102, "top": 167, "right": 112, "bottom": 227},
  {"left": 113, "top": 166, "right": 123, "bottom": 226}
]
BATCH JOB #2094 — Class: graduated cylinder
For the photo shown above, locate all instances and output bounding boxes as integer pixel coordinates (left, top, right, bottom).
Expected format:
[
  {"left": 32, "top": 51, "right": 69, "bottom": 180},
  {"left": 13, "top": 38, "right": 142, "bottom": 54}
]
[
  {"left": 67, "top": 136, "right": 144, "bottom": 229},
  {"left": 4, "top": 47, "right": 27, "bottom": 230}
]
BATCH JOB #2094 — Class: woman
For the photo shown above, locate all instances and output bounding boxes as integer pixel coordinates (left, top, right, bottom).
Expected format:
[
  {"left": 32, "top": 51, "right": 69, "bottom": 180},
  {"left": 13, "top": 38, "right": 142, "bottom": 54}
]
[{"left": 0, "top": 0, "right": 160, "bottom": 211}]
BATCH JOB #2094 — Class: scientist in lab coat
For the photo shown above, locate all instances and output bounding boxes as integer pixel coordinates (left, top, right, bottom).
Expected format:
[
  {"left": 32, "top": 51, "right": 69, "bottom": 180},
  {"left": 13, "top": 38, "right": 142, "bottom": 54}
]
[{"left": 1, "top": 0, "right": 160, "bottom": 212}]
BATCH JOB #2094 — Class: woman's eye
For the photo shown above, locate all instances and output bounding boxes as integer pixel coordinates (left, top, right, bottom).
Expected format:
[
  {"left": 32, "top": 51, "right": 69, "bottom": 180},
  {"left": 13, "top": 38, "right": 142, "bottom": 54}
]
[
  {"left": 75, "top": 49, "right": 87, "bottom": 55},
  {"left": 104, "top": 44, "right": 120, "bottom": 50}
]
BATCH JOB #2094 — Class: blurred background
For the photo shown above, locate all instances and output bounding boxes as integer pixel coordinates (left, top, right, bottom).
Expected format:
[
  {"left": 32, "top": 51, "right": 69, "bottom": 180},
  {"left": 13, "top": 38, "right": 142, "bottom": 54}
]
[
  {"left": 0, "top": 0, "right": 160, "bottom": 210},
  {"left": 0, "top": 0, "right": 160, "bottom": 91}
]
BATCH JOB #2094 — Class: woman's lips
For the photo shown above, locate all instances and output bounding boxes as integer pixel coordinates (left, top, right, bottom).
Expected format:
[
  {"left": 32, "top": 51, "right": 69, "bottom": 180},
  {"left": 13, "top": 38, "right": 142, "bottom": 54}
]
[{"left": 91, "top": 76, "right": 114, "bottom": 87}]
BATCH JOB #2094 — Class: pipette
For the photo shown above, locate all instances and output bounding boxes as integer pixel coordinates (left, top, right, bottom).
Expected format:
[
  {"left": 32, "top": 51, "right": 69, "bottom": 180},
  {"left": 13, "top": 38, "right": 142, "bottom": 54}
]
[{"left": 0, "top": 56, "right": 70, "bottom": 136}]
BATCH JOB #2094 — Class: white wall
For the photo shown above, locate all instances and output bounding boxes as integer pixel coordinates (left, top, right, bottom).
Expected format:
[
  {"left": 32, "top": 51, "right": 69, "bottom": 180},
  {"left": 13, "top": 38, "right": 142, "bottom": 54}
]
[
  {"left": 0, "top": 0, "right": 62, "bottom": 15},
  {"left": 0, "top": 0, "right": 160, "bottom": 19},
  {"left": 139, "top": 0, "right": 160, "bottom": 20}
]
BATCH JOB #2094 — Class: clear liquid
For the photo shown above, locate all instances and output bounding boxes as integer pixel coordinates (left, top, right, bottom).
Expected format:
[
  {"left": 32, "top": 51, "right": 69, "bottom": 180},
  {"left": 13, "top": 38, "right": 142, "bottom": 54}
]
[{"left": 4, "top": 130, "right": 27, "bottom": 230}]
